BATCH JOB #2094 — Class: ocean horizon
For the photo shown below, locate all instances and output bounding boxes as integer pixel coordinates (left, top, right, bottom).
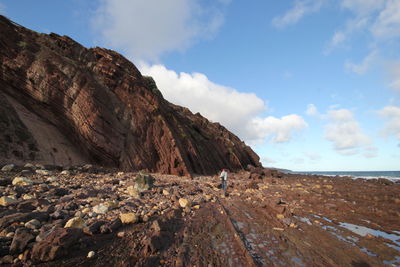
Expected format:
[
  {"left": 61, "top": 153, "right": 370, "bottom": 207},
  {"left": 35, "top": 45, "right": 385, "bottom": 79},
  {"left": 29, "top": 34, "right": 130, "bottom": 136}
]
[{"left": 294, "top": 171, "right": 400, "bottom": 181}]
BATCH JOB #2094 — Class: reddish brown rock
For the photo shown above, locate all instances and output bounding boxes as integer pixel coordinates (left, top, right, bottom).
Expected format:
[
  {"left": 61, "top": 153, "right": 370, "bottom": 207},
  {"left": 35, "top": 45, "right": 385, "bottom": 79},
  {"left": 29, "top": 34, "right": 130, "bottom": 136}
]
[
  {"left": 31, "top": 228, "right": 83, "bottom": 262},
  {"left": 0, "top": 15, "right": 261, "bottom": 176}
]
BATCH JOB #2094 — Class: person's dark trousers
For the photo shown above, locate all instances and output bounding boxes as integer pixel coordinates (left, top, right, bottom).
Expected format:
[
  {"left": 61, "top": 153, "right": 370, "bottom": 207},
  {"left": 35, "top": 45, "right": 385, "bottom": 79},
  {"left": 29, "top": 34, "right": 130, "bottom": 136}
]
[{"left": 221, "top": 179, "right": 227, "bottom": 192}]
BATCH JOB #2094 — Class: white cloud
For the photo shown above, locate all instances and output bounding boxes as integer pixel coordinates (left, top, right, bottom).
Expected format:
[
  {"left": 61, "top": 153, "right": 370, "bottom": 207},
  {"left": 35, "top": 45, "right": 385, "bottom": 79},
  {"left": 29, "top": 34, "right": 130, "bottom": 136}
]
[
  {"left": 387, "top": 62, "right": 400, "bottom": 92},
  {"left": 341, "top": 0, "right": 385, "bottom": 15},
  {"left": 371, "top": 0, "right": 400, "bottom": 40},
  {"left": 262, "top": 156, "right": 277, "bottom": 165},
  {"left": 306, "top": 104, "right": 318, "bottom": 116},
  {"left": 379, "top": 105, "right": 400, "bottom": 143},
  {"left": 272, "top": 0, "right": 326, "bottom": 29},
  {"left": 324, "top": 108, "right": 372, "bottom": 155},
  {"left": 345, "top": 50, "right": 378, "bottom": 75},
  {"left": 249, "top": 115, "right": 308, "bottom": 144},
  {"left": 92, "top": 0, "right": 229, "bottom": 61},
  {"left": 140, "top": 63, "right": 307, "bottom": 144},
  {"left": 304, "top": 152, "right": 321, "bottom": 160}
]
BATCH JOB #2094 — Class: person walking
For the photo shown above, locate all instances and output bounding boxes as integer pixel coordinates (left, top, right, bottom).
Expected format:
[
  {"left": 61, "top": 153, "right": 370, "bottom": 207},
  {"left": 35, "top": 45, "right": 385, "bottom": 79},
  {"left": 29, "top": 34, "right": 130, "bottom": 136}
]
[{"left": 219, "top": 168, "right": 228, "bottom": 193}]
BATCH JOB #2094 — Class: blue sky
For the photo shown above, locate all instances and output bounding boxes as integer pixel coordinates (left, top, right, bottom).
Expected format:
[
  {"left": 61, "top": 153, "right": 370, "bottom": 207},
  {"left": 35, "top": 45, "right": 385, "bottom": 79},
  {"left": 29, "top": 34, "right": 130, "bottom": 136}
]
[{"left": 1, "top": 0, "right": 399, "bottom": 171}]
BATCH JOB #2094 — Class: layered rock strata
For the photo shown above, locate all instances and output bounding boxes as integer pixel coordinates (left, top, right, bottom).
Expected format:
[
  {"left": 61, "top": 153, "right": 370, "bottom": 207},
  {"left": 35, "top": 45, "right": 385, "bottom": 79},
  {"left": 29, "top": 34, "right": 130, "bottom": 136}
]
[{"left": 0, "top": 15, "right": 261, "bottom": 176}]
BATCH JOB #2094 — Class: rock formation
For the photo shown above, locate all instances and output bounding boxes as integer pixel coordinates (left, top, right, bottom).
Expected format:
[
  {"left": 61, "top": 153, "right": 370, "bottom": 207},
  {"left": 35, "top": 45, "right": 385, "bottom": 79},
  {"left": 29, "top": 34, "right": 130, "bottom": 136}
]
[{"left": 0, "top": 15, "right": 261, "bottom": 176}]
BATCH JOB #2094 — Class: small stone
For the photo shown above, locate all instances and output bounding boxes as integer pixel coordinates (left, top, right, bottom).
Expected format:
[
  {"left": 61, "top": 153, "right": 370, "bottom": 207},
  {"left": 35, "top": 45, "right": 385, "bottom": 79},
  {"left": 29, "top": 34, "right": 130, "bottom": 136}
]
[
  {"left": 1, "top": 164, "right": 15, "bottom": 172},
  {"left": 36, "top": 169, "right": 51, "bottom": 176},
  {"left": 162, "top": 189, "right": 170, "bottom": 196},
  {"left": 60, "top": 170, "right": 70, "bottom": 176},
  {"left": 25, "top": 219, "right": 41, "bottom": 229},
  {"left": 127, "top": 186, "right": 140, "bottom": 198},
  {"left": 93, "top": 204, "right": 109, "bottom": 214},
  {"left": 193, "top": 205, "right": 200, "bottom": 209},
  {"left": 142, "top": 215, "right": 149, "bottom": 222},
  {"left": 276, "top": 214, "right": 285, "bottom": 219},
  {"left": 117, "top": 231, "right": 125, "bottom": 238},
  {"left": 47, "top": 176, "right": 57, "bottom": 182},
  {"left": 0, "top": 196, "right": 18, "bottom": 206},
  {"left": 105, "top": 201, "right": 118, "bottom": 210},
  {"left": 12, "top": 177, "right": 33, "bottom": 186},
  {"left": 313, "top": 185, "right": 321, "bottom": 189},
  {"left": 273, "top": 227, "right": 284, "bottom": 231},
  {"left": 1, "top": 255, "right": 13, "bottom": 264},
  {"left": 178, "top": 198, "right": 191, "bottom": 208},
  {"left": 324, "top": 184, "right": 333, "bottom": 189},
  {"left": 117, "top": 172, "right": 124, "bottom": 176},
  {"left": 65, "top": 217, "right": 86, "bottom": 228},
  {"left": 87, "top": 251, "right": 95, "bottom": 258},
  {"left": 289, "top": 223, "right": 297, "bottom": 228},
  {"left": 120, "top": 213, "right": 138, "bottom": 224},
  {"left": 24, "top": 163, "right": 35, "bottom": 169},
  {"left": 22, "top": 194, "right": 35, "bottom": 200},
  {"left": 6, "top": 232, "right": 15, "bottom": 238}
]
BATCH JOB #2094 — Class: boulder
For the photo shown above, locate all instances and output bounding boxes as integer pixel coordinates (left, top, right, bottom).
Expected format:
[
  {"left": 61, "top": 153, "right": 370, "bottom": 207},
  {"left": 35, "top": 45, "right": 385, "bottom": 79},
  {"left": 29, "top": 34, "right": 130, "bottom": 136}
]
[
  {"left": 86, "top": 220, "right": 108, "bottom": 235},
  {"left": 134, "top": 173, "right": 155, "bottom": 192},
  {"left": 10, "top": 228, "right": 35, "bottom": 254},
  {"left": 31, "top": 228, "right": 83, "bottom": 262}
]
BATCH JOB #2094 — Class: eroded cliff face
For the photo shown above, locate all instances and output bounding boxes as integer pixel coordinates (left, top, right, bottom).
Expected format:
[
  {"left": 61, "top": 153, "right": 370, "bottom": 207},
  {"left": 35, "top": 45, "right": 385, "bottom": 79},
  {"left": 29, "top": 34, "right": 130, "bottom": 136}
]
[{"left": 0, "top": 15, "right": 261, "bottom": 175}]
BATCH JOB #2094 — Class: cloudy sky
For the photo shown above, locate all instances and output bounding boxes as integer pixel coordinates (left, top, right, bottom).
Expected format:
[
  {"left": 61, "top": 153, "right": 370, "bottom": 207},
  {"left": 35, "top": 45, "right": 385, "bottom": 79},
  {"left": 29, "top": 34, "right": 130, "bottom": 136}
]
[{"left": 1, "top": 0, "right": 400, "bottom": 171}]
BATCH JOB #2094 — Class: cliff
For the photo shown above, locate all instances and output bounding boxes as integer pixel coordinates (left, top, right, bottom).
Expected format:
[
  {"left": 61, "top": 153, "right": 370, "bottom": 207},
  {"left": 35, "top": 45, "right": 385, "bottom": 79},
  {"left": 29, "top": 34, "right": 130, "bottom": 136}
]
[{"left": 0, "top": 15, "right": 261, "bottom": 176}]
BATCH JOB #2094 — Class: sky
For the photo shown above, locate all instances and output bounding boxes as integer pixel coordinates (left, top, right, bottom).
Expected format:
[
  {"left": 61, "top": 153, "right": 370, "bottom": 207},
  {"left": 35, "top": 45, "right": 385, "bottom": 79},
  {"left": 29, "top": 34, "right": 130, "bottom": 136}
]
[{"left": 1, "top": 0, "right": 399, "bottom": 171}]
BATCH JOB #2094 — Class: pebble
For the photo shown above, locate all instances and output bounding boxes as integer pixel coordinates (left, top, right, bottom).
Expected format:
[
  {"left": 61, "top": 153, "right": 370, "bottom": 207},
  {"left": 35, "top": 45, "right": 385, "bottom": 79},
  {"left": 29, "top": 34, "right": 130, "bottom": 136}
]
[
  {"left": 87, "top": 251, "right": 95, "bottom": 258},
  {"left": 0, "top": 196, "right": 18, "bottom": 206},
  {"left": 120, "top": 213, "right": 138, "bottom": 224},
  {"left": 1, "top": 164, "right": 15, "bottom": 172},
  {"left": 179, "top": 198, "right": 191, "bottom": 208},
  {"left": 12, "top": 177, "right": 33, "bottom": 186},
  {"left": 65, "top": 217, "right": 86, "bottom": 228},
  {"left": 25, "top": 219, "right": 41, "bottom": 229}
]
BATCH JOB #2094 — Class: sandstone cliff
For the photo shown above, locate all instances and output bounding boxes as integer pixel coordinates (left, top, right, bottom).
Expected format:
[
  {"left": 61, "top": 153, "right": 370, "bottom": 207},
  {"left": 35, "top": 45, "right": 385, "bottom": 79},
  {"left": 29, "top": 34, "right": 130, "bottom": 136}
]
[{"left": 0, "top": 15, "right": 261, "bottom": 175}]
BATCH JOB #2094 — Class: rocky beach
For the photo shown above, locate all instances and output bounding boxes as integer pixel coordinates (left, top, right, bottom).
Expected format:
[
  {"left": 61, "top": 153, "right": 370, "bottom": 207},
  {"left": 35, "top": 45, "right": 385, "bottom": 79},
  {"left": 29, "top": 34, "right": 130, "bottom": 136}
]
[
  {"left": 1, "top": 13, "right": 400, "bottom": 267},
  {"left": 0, "top": 163, "right": 399, "bottom": 266}
]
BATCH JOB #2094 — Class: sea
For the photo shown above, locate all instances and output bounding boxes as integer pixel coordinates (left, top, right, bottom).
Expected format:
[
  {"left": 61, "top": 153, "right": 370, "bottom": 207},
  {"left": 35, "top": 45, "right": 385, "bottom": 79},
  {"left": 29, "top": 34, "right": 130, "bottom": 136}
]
[{"left": 294, "top": 171, "right": 400, "bottom": 182}]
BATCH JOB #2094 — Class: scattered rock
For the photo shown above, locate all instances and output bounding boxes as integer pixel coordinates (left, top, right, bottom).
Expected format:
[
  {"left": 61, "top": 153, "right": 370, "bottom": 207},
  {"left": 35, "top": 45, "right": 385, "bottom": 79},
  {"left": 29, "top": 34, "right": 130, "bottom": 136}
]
[
  {"left": 178, "top": 198, "right": 191, "bottom": 208},
  {"left": 162, "top": 189, "right": 170, "bottom": 196},
  {"left": 10, "top": 228, "right": 35, "bottom": 254},
  {"left": 0, "top": 196, "right": 18, "bottom": 206},
  {"left": 134, "top": 173, "right": 155, "bottom": 192},
  {"left": 87, "top": 251, "right": 95, "bottom": 258},
  {"left": 127, "top": 186, "right": 140, "bottom": 198},
  {"left": 276, "top": 214, "right": 285, "bottom": 219},
  {"left": 120, "top": 213, "right": 138, "bottom": 224},
  {"left": 1, "top": 164, "right": 15, "bottom": 172},
  {"left": 93, "top": 204, "right": 109, "bottom": 214},
  {"left": 25, "top": 219, "right": 41, "bottom": 229},
  {"left": 36, "top": 169, "right": 51, "bottom": 176},
  {"left": 64, "top": 217, "right": 86, "bottom": 229},
  {"left": 31, "top": 228, "right": 83, "bottom": 262},
  {"left": 12, "top": 177, "right": 33, "bottom": 186}
]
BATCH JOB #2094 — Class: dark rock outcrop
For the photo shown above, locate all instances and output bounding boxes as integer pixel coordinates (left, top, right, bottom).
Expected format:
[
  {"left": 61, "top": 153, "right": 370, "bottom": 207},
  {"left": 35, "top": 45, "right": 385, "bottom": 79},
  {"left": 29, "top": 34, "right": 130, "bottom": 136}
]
[{"left": 0, "top": 15, "right": 261, "bottom": 176}]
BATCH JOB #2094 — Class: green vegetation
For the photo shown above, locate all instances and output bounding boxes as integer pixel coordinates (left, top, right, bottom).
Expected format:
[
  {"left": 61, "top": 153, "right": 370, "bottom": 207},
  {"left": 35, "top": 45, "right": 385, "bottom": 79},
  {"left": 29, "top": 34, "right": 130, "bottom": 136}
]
[
  {"left": 143, "top": 76, "right": 163, "bottom": 97},
  {"left": 17, "top": 41, "right": 27, "bottom": 48}
]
